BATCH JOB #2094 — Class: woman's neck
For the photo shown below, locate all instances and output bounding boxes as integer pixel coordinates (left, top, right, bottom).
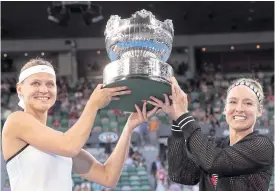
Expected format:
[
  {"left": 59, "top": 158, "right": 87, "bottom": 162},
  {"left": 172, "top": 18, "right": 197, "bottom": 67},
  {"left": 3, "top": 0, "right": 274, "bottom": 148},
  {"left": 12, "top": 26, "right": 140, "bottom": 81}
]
[
  {"left": 25, "top": 108, "right": 48, "bottom": 125},
  {"left": 229, "top": 127, "right": 253, "bottom": 146}
]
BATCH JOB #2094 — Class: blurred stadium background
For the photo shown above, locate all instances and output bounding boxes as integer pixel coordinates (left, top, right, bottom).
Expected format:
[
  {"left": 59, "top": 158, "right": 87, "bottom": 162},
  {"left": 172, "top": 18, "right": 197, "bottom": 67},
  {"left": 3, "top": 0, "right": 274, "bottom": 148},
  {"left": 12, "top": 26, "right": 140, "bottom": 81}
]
[{"left": 1, "top": 1, "right": 274, "bottom": 191}]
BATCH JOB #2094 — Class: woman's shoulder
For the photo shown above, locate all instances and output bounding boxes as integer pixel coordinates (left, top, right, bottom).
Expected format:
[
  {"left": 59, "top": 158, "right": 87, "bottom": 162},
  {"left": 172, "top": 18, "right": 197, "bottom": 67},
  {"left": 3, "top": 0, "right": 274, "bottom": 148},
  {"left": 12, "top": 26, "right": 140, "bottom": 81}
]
[
  {"left": 242, "top": 131, "right": 274, "bottom": 151},
  {"left": 3, "top": 111, "right": 31, "bottom": 130},
  {"left": 254, "top": 133, "right": 274, "bottom": 146},
  {"left": 248, "top": 130, "right": 273, "bottom": 143},
  {"left": 2, "top": 111, "right": 24, "bottom": 137},
  {"left": 5, "top": 111, "right": 26, "bottom": 122}
]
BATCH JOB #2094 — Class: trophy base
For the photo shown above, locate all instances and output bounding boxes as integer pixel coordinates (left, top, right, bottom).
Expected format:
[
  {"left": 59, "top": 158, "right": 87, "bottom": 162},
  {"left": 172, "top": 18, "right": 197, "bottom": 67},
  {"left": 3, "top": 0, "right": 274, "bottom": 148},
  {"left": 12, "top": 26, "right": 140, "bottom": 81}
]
[{"left": 103, "top": 77, "right": 171, "bottom": 112}]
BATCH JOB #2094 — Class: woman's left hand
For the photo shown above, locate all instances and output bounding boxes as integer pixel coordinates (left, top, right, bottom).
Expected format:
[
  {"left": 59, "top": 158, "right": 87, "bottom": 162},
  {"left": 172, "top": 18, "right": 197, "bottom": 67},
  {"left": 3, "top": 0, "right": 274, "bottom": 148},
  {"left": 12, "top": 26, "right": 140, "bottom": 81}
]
[{"left": 126, "top": 101, "right": 159, "bottom": 131}]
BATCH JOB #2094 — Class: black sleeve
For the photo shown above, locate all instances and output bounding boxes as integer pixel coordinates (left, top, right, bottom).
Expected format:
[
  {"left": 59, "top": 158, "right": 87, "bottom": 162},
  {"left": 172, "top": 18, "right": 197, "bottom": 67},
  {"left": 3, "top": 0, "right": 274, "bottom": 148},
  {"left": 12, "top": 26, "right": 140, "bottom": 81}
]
[
  {"left": 167, "top": 121, "right": 201, "bottom": 185},
  {"left": 176, "top": 112, "right": 274, "bottom": 177}
]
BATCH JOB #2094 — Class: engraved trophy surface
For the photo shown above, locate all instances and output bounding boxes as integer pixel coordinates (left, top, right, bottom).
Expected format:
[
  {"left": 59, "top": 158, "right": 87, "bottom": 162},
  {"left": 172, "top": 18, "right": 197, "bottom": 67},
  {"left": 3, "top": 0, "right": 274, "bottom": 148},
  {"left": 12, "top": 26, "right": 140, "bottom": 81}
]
[{"left": 103, "top": 9, "right": 174, "bottom": 112}]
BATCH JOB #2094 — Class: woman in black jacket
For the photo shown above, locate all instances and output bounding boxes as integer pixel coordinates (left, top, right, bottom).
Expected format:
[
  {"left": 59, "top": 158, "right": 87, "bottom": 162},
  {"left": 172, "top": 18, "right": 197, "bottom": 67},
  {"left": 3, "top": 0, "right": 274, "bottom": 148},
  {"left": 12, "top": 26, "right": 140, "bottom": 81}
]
[{"left": 148, "top": 77, "right": 274, "bottom": 191}]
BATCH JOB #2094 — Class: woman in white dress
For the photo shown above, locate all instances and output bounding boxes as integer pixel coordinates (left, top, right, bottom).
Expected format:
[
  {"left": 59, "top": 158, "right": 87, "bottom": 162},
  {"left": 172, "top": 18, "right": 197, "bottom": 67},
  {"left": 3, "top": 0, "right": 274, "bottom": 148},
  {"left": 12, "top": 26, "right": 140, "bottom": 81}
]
[{"left": 2, "top": 58, "right": 158, "bottom": 191}]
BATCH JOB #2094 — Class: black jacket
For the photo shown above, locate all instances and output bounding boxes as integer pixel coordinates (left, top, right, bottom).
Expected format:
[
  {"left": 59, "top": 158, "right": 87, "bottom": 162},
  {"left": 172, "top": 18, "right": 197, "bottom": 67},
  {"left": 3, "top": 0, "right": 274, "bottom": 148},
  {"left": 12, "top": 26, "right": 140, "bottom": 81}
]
[{"left": 168, "top": 113, "right": 274, "bottom": 191}]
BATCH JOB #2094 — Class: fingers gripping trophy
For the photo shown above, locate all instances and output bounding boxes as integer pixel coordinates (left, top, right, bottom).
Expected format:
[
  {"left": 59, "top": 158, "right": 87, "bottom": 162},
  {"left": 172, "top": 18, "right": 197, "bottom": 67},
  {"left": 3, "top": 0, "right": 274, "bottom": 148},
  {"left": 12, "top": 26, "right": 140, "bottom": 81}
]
[{"left": 103, "top": 9, "right": 174, "bottom": 112}]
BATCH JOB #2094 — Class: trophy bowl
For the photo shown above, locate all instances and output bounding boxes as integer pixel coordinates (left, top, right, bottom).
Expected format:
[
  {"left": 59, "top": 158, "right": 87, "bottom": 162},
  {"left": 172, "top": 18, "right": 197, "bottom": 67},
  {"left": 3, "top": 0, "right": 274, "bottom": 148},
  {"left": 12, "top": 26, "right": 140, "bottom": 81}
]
[{"left": 103, "top": 9, "right": 174, "bottom": 112}]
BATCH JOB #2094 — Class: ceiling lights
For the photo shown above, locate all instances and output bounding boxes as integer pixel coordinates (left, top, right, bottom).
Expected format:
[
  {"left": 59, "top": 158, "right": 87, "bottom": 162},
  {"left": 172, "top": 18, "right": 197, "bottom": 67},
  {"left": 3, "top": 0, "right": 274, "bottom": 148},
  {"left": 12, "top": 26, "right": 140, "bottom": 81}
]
[{"left": 47, "top": 1, "right": 103, "bottom": 26}]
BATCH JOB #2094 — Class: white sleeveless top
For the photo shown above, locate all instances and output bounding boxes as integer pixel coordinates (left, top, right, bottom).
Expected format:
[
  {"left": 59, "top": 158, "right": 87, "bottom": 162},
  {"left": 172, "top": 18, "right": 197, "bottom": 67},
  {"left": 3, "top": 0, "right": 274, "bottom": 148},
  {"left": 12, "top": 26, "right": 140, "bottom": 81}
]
[{"left": 6, "top": 145, "right": 73, "bottom": 191}]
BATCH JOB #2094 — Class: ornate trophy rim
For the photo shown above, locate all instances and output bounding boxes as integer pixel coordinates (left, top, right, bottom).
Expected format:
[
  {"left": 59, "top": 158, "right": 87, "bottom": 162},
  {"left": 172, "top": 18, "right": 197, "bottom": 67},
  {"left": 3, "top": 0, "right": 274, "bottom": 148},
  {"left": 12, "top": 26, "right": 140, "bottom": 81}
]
[
  {"left": 103, "top": 57, "right": 174, "bottom": 86},
  {"left": 104, "top": 9, "right": 174, "bottom": 37},
  {"left": 104, "top": 9, "right": 174, "bottom": 62}
]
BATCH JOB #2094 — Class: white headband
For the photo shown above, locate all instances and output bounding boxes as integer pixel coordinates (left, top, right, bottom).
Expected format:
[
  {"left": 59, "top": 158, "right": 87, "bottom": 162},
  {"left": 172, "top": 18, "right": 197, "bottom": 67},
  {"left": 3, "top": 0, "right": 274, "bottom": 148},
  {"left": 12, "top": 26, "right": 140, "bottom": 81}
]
[
  {"left": 228, "top": 80, "right": 262, "bottom": 103},
  {"left": 18, "top": 65, "right": 56, "bottom": 84},
  {"left": 18, "top": 65, "right": 56, "bottom": 109}
]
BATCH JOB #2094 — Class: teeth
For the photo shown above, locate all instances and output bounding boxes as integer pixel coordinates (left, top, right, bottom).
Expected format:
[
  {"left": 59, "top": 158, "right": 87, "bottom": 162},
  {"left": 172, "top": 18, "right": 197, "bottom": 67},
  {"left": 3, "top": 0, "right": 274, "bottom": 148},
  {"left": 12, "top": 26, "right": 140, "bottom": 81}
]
[
  {"left": 37, "top": 97, "right": 49, "bottom": 101},
  {"left": 234, "top": 116, "right": 247, "bottom": 120}
]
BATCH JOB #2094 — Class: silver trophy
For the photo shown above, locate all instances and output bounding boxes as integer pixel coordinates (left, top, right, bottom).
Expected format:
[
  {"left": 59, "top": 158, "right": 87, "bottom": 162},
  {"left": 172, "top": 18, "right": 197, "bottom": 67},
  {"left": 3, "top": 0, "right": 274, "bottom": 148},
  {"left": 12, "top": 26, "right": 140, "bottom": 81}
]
[{"left": 103, "top": 9, "right": 174, "bottom": 112}]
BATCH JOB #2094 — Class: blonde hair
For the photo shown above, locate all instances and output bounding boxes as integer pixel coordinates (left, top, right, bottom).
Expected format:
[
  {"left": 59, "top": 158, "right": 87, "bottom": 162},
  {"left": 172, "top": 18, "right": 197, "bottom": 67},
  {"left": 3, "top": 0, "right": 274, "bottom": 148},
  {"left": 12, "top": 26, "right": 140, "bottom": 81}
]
[
  {"left": 20, "top": 58, "right": 54, "bottom": 72},
  {"left": 227, "top": 78, "right": 264, "bottom": 106}
]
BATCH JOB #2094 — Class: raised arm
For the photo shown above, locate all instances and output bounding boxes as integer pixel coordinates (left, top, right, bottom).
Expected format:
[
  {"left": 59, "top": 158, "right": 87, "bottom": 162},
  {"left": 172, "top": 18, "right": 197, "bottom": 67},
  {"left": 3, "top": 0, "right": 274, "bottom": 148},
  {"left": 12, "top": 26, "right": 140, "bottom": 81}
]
[
  {"left": 167, "top": 121, "right": 201, "bottom": 185},
  {"left": 72, "top": 125, "right": 133, "bottom": 188},
  {"left": 147, "top": 93, "right": 201, "bottom": 185},
  {"left": 72, "top": 102, "right": 158, "bottom": 188},
  {"left": 148, "top": 94, "right": 201, "bottom": 185},
  {"left": 3, "top": 85, "right": 131, "bottom": 157}
]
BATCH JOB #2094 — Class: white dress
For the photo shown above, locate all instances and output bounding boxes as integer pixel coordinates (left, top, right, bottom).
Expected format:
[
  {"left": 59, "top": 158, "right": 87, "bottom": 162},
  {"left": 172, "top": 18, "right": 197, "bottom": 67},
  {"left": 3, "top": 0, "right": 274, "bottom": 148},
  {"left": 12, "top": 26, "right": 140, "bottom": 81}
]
[{"left": 6, "top": 145, "right": 73, "bottom": 191}]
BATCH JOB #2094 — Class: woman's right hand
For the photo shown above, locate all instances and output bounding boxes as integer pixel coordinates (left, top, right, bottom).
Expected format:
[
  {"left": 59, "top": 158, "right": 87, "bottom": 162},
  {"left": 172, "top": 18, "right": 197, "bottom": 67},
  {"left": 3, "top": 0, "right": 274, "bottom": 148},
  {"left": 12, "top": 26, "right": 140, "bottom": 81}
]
[
  {"left": 147, "top": 94, "right": 177, "bottom": 121},
  {"left": 90, "top": 84, "right": 131, "bottom": 109}
]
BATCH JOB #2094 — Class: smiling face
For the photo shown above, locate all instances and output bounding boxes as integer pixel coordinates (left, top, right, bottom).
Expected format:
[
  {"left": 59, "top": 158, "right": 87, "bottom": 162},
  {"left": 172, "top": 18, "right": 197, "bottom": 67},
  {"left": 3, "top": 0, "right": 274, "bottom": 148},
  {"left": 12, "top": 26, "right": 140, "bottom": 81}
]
[
  {"left": 17, "top": 72, "right": 57, "bottom": 112},
  {"left": 224, "top": 85, "right": 262, "bottom": 132}
]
